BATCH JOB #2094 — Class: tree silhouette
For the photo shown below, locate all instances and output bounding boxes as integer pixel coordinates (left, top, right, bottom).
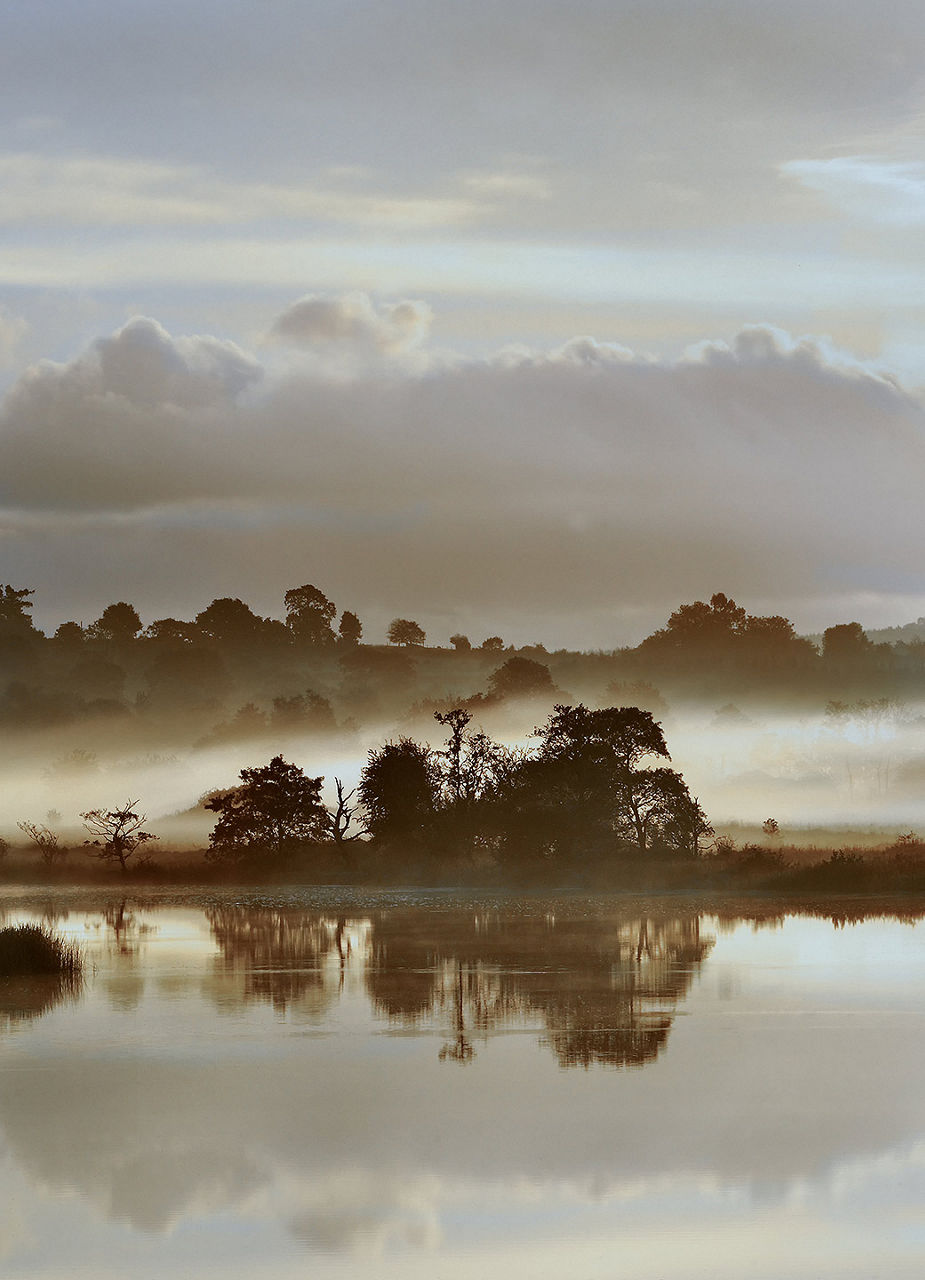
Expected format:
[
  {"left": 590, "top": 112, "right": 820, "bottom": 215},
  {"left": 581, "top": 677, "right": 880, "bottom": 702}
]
[
  {"left": 488, "top": 656, "right": 555, "bottom": 700},
  {"left": 387, "top": 618, "right": 426, "bottom": 647},
  {"left": 88, "top": 602, "right": 141, "bottom": 644},
  {"left": 0, "top": 586, "right": 36, "bottom": 641},
  {"left": 195, "top": 597, "right": 264, "bottom": 646},
  {"left": 359, "top": 738, "right": 440, "bottom": 838},
  {"left": 205, "top": 755, "right": 328, "bottom": 862},
  {"left": 81, "top": 801, "right": 156, "bottom": 870},
  {"left": 338, "top": 609, "right": 362, "bottom": 646},
  {"left": 285, "top": 584, "right": 337, "bottom": 646}
]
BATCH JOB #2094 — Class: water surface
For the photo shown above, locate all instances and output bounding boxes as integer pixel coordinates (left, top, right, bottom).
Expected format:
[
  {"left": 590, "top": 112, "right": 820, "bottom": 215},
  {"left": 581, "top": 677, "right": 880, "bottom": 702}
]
[{"left": 1, "top": 887, "right": 924, "bottom": 1278}]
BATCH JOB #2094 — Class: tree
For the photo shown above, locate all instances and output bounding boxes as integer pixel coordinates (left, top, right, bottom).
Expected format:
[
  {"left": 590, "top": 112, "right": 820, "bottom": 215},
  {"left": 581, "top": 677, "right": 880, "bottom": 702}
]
[
  {"left": 328, "top": 778, "right": 361, "bottom": 847},
  {"left": 205, "top": 755, "right": 328, "bottom": 862},
  {"left": 81, "top": 801, "right": 157, "bottom": 870},
  {"left": 143, "top": 618, "right": 198, "bottom": 645},
  {"left": 502, "top": 704, "right": 707, "bottom": 857},
  {"left": 88, "top": 602, "right": 141, "bottom": 644},
  {"left": 284, "top": 584, "right": 337, "bottom": 646},
  {"left": 434, "top": 709, "right": 504, "bottom": 808},
  {"left": 195, "top": 597, "right": 264, "bottom": 646},
  {"left": 0, "top": 586, "right": 36, "bottom": 641},
  {"left": 17, "top": 821, "right": 67, "bottom": 866},
  {"left": 53, "top": 621, "right": 85, "bottom": 647},
  {"left": 387, "top": 618, "right": 426, "bottom": 647},
  {"left": 823, "top": 622, "right": 873, "bottom": 663},
  {"left": 449, "top": 633, "right": 471, "bottom": 651},
  {"left": 488, "top": 656, "right": 556, "bottom": 700},
  {"left": 535, "top": 704, "right": 669, "bottom": 773},
  {"left": 358, "top": 738, "right": 440, "bottom": 839},
  {"left": 480, "top": 636, "right": 504, "bottom": 651},
  {"left": 338, "top": 610, "right": 362, "bottom": 646}
]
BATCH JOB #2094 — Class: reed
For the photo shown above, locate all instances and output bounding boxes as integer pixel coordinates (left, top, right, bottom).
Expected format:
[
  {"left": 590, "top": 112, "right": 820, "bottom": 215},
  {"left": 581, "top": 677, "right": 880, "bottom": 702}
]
[{"left": 0, "top": 924, "right": 82, "bottom": 978}]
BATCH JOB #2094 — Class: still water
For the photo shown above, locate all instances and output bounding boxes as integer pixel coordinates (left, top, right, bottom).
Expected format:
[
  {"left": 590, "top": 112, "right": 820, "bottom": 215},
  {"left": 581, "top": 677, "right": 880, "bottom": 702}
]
[{"left": 1, "top": 886, "right": 924, "bottom": 1278}]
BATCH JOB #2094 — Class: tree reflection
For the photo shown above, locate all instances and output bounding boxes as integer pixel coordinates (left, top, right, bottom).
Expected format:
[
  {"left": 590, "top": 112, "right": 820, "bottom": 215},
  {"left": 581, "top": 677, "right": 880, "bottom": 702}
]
[
  {"left": 367, "top": 909, "right": 712, "bottom": 1069},
  {"left": 206, "top": 907, "right": 354, "bottom": 1014},
  {"left": 201, "top": 902, "right": 711, "bottom": 1067}
]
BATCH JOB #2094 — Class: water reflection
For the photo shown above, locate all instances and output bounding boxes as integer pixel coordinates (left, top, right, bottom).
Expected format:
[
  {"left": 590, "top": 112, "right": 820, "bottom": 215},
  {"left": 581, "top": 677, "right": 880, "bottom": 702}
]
[
  {"left": 0, "top": 970, "right": 80, "bottom": 1029},
  {"left": 365, "top": 910, "right": 711, "bottom": 1068},
  {"left": 202, "top": 904, "right": 712, "bottom": 1067},
  {"left": 1, "top": 893, "right": 925, "bottom": 1278}
]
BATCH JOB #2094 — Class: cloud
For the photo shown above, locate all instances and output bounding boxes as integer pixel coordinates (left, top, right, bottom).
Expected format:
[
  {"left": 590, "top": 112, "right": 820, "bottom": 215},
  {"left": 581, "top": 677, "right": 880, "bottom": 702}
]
[
  {"left": 1, "top": 311, "right": 925, "bottom": 642},
  {"left": 268, "top": 293, "right": 433, "bottom": 354},
  {"left": 0, "top": 151, "right": 542, "bottom": 233},
  {"left": 783, "top": 157, "right": 925, "bottom": 227},
  {"left": 0, "top": 306, "right": 28, "bottom": 367}
]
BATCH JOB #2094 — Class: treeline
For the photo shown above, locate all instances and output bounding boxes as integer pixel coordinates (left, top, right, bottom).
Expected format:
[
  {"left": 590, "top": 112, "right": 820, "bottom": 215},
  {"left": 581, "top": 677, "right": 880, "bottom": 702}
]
[{"left": 3, "top": 584, "right": 925, "bottom": 748}]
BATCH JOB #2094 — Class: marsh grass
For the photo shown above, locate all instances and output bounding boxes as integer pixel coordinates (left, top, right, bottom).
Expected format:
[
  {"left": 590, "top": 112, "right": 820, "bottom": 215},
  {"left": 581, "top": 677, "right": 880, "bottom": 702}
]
[{"left": 0, "top": 924, "right": 82, "bottom": 978}]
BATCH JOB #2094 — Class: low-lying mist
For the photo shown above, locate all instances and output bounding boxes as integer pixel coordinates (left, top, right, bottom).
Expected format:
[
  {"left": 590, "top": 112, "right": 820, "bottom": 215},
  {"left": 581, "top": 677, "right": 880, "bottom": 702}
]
[{"left": 5, "top": 694, "right": 925, "bottom": 854}]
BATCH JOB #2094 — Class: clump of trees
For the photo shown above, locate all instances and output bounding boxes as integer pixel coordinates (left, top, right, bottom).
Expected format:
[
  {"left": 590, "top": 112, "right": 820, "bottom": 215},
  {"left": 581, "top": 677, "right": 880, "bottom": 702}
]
[
  {"left": 352, "top": 702, "right": 711, "bottom": 870},
  {"left": 192, "top": 701, "right": 710, "bottom": 879}
]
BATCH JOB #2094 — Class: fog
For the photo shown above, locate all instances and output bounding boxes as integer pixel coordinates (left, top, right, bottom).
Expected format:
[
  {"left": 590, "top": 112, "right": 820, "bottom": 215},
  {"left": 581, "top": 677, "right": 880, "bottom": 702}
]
[{"left": 5, "top": 694, "right": 925, "bottom": 855}]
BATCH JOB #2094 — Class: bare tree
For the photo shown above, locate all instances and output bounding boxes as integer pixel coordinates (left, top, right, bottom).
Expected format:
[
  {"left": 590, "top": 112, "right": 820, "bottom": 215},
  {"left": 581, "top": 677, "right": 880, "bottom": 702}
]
[
  {"left": 327, "top": 777, "right": 363, "bottom": 851},
  {"left": 17, "top": 821, "right": 67, "bottom": 865},
  {"left": 81, "top": 801, "right": 157, "bottom": 870}
]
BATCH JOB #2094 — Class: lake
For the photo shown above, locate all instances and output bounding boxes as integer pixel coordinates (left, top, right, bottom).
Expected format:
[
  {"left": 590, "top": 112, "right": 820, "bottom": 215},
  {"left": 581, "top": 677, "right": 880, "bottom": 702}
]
[{"left": 1, "top": 886, "right": 924, "bottom": 1278}]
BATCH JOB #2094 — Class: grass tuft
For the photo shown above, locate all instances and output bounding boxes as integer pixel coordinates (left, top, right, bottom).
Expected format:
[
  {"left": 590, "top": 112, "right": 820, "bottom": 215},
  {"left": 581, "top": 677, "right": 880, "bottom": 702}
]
[{"left": 0, "top": 924, "right": 82, "bottom": 978}]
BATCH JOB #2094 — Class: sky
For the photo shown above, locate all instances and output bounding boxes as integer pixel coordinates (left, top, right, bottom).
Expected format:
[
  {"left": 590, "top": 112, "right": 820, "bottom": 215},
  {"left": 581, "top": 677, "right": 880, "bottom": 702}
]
[{"left": 3, "top": 0, "right": 925, "bottom": 646}]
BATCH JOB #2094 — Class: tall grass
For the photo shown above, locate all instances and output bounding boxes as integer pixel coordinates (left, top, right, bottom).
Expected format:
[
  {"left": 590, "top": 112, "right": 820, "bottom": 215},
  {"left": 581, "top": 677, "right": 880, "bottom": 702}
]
[{"left": 0, "top": 924, "right": 82, "bottom": 978}]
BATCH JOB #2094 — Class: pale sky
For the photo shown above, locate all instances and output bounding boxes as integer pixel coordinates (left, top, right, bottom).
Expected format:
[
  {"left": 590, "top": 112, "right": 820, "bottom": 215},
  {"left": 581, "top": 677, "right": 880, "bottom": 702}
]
[{"left": 2, "top": 0, "right": 925, "bottom": 644}]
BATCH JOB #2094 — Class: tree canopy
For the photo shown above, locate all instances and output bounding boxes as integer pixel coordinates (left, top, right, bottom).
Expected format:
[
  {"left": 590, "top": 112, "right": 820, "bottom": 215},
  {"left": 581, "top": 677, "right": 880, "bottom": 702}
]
[{"left": 205, "top": 755, "right": 329, "bottom": 861}]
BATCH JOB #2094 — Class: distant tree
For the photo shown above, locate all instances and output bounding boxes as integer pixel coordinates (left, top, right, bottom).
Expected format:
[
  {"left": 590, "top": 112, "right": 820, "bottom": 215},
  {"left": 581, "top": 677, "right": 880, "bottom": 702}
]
[
  {"left": 0, "top": 586, "right": 37, "bottom": 640},
  {"left": 480, "top": 636, "right": 504, "bottom": 652},
  {"left": 387, "top": 618, "right": 426, "bottom": 647},
  {"left": 449, "top": 633, "right": 472, "bottom": 651},
  {"left": 359, "top": 737, "right": 440, "bottom": 839},
  {"left": 270, "top": 690, "right": 336, "bottom": 732},
  {"left": 762, "top": 817, "right": 780, "bottom": 838},
  {"left": 143, "top": 618, "right": 198, "bottom": 644},
  {"left": 202, "top": 702, "right": 269, "bottom": 743},
  {"left": 81, "top": 801, "right": 157, "bottom": 870},
  {"left": 338, "top": 610, "right": 362, "bottom": 646},
  {"left": 17, "top": 821, "right": 66, "bottom": 866},
  {"left": 88, "top": 602, "right": 141, "bottom": 644},
  {"left": 643, "top": 592, "right": 746, "bottom": 655},
  {"left": 488, "top": 656, "right": 556, "bottom": 700},
  {"left": 195, "top": 597, "right": 264, "bottom": 646},
  {"left": 205, "top": 755, "right": 328, "bottom": 862},
  {"left": 284, "top": 584, "right": 337, "bottom": 646},
  {"left": 53, "top": 621, "right": 85, "bottom": 647},
  {"left": 605, "top": 680, "right": 668, "bottom": 715},
  {"left": 823, "top": 622, "right": 873, "bottom": 663}
]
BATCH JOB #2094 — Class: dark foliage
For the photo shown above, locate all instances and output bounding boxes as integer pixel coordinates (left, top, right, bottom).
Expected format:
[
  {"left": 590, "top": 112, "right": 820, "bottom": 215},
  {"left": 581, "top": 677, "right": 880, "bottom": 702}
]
[{"left": 205, "top": 755, "right": 328, "bottom": 862}]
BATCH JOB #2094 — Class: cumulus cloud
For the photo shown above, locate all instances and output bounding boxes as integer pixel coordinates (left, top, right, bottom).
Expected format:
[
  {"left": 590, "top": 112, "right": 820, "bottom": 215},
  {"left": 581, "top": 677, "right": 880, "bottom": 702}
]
[
  {"left": 268, "top": 292, "right": 433, "bottom": 354},
  {"left": 2, "top": 311, "right": 925, "bottom": 642}
]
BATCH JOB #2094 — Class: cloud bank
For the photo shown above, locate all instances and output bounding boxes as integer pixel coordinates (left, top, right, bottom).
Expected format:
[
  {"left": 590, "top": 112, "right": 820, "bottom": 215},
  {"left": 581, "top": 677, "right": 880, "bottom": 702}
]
[{"left": 0, "top": 298, "right": 922, "bottom": 643}]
